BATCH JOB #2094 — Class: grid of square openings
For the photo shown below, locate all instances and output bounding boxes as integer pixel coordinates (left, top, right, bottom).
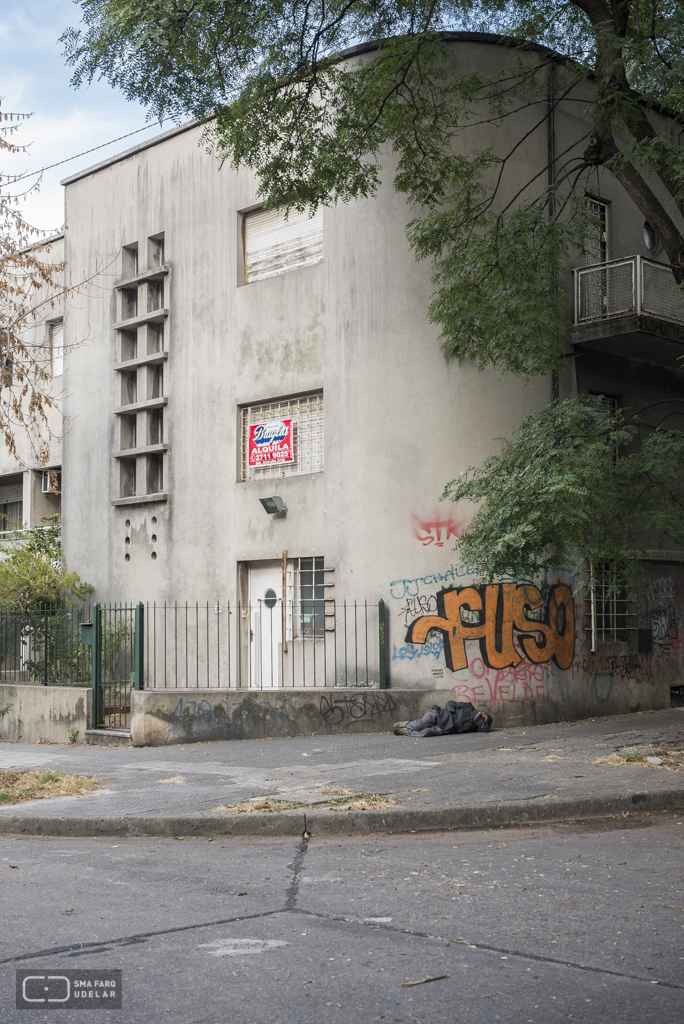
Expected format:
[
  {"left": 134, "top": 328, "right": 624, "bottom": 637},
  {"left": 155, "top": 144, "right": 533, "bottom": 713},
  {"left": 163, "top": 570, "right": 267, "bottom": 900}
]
[{"left": 240, "top": 392, "right": 324, "bottom": 480}]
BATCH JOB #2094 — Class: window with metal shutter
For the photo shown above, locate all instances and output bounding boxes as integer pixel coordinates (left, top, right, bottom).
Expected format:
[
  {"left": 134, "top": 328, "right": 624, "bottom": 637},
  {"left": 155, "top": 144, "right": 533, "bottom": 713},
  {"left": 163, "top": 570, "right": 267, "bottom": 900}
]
[
  {"left": 244, "top": 207, "right": 323, "bottom": 284},
  {"left": 0, "top": 483, "right": 23, "bottom": 504},
  {"left": 50, "top": 320, "right": 64, "bottom": 376}
]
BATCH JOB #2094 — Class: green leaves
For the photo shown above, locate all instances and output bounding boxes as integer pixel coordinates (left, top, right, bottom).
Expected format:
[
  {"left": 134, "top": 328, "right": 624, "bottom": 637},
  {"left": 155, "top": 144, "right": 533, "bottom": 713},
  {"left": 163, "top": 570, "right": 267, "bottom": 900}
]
[
  {"left": 445, "top": 397, "right": 684, "bottom": 592},
  {"left": 0, "top": 515, "right": 94, "bottom": 611},
  {"left": 63, "top": 2, "right": 684, "bottom": 376},
  {"left": 409, "top": 186, "right": 585, "bottom": 375}
]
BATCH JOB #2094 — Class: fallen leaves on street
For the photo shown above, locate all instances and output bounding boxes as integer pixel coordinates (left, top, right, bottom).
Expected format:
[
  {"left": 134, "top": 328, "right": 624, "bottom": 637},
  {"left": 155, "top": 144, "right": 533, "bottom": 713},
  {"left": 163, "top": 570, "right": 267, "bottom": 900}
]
[
  {"left": 594, "top": 749, "right": 684, "bottom": 771},
  {"left": 212, "top": 792, "right": 396, "bottom": 814}
]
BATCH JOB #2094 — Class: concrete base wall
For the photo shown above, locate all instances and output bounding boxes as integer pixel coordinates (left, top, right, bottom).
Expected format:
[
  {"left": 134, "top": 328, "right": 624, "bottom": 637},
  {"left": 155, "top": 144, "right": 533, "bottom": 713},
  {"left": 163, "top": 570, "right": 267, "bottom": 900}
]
[
  {"left": 0, "top": 685, "right": 92, "bottom": 745},
  {"left": 131, "top": 677, "right": 671, "bottom": 745},
  {"left": 0, "top": 674, "right": 670, "bottom": 748}
]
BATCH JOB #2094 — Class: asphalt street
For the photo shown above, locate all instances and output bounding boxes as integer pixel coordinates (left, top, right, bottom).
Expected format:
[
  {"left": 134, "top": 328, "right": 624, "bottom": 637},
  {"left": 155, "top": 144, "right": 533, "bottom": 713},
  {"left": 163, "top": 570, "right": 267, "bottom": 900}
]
[{"left": 0, "top": 811, "right": 682, "bottom": 1023}]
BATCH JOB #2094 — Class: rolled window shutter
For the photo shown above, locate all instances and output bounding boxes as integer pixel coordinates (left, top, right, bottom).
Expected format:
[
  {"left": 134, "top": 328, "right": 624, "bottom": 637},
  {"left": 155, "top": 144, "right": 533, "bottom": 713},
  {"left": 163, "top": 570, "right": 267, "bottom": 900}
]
[
  {"left": 245, "top": 207, "right": 323, "bottom": 283},
  {"left": 51, "top": 321, "right": 64, "bottom": 349},
  {"left": 0, "top": 484, "right": 23, "bottom": 503}
]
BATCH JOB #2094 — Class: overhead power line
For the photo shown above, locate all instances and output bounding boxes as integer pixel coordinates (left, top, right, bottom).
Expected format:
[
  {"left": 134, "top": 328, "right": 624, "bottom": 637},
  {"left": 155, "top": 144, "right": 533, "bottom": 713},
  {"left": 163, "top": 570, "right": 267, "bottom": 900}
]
[{"left": 5, "top": 119, "right": 169, "bottom": 186}]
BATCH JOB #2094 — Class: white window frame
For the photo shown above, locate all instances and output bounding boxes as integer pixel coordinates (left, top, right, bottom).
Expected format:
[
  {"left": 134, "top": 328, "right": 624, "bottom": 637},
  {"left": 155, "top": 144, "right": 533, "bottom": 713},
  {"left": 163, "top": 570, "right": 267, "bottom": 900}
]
[
  {"left": 584, "top": 197, "right": 610, "bottom": 265},
  {"left": 49, "top": 319, "right": 64, "bottom": 377}
]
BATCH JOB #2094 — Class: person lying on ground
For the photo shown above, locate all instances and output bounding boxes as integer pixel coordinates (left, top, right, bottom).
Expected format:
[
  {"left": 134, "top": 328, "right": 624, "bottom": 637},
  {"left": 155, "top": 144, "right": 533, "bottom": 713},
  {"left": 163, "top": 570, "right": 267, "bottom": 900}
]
[{"left": 393, "top": 701, "right": 493, "bottom": 737}]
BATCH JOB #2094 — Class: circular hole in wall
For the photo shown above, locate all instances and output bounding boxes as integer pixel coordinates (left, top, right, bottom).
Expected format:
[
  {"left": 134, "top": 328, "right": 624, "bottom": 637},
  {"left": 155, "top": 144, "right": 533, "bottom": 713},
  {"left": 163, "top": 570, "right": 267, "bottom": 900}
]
[
  {"left": 125, "top": 553, "right": 131, "bottom": 562},
  {"left": 151, "top": 551, "right": 157, "bottom": 560},
  {"left": 125, "top": 536, "right": 130, "bottom": 545},
  {"left": 125, "top": 519, "right": 131, "bottom": 528},
  {"left": 151, "top": 516, "right": 157, "bottom": 525},
  {"left": 151, "top": 534, "right": 157, "bottom": 543}
]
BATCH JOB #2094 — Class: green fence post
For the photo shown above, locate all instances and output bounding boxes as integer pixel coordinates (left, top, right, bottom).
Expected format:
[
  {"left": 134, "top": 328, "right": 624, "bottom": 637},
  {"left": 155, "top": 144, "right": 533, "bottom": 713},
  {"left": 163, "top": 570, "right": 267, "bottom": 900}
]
[
  {"left": 92, "top": 603, "right": 102, "bottom": 726},
  {"left": 134, "top": 602, "right": 144, "bottom": 690},
  {"left": 43, "top": 606, "right": 49, "bottom": 686},
  {"left": 378, "top": 598, "right": 388, "bottom": 689}
]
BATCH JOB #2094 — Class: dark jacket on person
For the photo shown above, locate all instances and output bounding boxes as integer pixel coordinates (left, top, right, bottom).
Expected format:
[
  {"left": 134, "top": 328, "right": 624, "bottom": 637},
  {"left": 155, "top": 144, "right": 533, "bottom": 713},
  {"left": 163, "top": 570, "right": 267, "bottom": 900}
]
[{"left": 433, "top": 701, "right": 491, "bottom": 733}]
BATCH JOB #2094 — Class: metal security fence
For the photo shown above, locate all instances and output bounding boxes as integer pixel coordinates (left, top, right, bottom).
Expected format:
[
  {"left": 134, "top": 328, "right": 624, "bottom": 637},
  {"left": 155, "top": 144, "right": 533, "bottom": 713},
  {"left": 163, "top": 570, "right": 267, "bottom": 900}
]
[
  {"left": 574, "top": 255, "right": 684, "bottom": 325},
  {"left": 142, "top": 599, "right": 387, "bottom": 690},
  {"left": 2, "top": 599, "right": 388, "bottom": 732},
  {"left": 84, "top": 604, "right": 142, "bottom": 729},
  {"left": 0, "top": 606, "right": 91, "bottom": 686}
]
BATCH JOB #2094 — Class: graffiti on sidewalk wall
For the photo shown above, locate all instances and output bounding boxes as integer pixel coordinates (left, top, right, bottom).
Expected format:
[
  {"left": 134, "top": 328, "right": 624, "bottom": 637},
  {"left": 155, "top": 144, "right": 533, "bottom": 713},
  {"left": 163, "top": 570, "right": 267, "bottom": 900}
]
[{"left": 404, "top": 582, "right": 576, "bottom": 672}]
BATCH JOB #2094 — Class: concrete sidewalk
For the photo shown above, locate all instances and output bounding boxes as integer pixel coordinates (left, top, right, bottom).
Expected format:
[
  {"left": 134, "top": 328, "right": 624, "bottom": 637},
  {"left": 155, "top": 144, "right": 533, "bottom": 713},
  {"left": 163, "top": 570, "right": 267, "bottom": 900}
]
[{"left": 1, "top": 709, "right": 683, "bottom": 837}]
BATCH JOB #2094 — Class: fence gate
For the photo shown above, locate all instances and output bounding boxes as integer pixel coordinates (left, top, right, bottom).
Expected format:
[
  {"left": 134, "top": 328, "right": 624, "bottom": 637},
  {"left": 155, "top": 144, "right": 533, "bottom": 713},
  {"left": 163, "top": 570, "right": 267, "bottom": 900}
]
[{"left": 83, "top": 603, "right": 144, "bottom": 730}]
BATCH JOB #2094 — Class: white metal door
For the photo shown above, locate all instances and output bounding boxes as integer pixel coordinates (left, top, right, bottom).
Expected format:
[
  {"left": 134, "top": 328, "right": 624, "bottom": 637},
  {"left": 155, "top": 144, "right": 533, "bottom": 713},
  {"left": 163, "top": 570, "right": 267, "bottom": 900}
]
[{"left": 249, "top": 562, "right": 282, "bottom": 688}]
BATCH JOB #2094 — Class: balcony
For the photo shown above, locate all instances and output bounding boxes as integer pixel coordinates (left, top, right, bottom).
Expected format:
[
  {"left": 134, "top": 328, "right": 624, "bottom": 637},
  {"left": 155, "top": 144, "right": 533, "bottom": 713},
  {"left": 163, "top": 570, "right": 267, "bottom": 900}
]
[{"left": 573, "top": 255, "right": 684, "bottom": 367}]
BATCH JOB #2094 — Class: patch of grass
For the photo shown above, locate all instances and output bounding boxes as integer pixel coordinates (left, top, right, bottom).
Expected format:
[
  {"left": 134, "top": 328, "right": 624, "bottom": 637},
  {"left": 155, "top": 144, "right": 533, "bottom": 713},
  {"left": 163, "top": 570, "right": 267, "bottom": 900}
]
[
  {"left": 319, "top": 786, "right": 356, "bottom": 796},
  {"left": 0, "top": 769, "right": 99, "bottom": 805}
]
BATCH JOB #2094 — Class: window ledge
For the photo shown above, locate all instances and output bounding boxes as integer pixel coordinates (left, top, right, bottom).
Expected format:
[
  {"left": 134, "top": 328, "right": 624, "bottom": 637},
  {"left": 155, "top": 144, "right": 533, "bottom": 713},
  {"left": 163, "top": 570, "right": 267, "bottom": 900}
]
[
  {"left": 645, "top": 550, "right": 684, "bottom": 563},
  {"left": 114, "top": 351, "right": 168, "bottom": 372},
  {"left": 112, "top": 444, "right": 168, "bottom": 458},
  {"left": 116, "top": 265, "right": 170, "bottom": 289},
  {"left": 111, "top": 493, "right": 168, "bottom": 507},
  {"left": 114, "top": 397, "right": 168, "bottom": 415},
  {"left": 113, "top": 308, "right": 168, "bottom": 331}
]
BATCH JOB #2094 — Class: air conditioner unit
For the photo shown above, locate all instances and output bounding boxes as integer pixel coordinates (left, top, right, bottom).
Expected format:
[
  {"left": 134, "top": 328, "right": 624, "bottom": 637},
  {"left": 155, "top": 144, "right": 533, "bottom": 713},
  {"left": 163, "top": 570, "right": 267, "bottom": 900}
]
[{"left": 42, "top": 470, "right": 61, "bottom": 495}]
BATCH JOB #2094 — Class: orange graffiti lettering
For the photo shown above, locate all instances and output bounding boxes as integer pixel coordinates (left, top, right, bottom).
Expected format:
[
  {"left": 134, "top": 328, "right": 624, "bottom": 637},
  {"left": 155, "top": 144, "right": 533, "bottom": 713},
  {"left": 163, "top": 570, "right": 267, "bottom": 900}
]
[{"left": 405, "top": 583, "right": 575, "bottom": 672}]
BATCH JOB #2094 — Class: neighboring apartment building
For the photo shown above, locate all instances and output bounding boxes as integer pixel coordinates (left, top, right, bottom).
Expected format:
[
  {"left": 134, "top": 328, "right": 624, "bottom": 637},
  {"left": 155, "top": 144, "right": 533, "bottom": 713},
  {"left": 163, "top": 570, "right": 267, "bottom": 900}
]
[
  {"left": 0, "top": 234, "right": 64, "bottom": 539},
  {"left": 44, "top": 34, "right": 684, "bottom": 717}
]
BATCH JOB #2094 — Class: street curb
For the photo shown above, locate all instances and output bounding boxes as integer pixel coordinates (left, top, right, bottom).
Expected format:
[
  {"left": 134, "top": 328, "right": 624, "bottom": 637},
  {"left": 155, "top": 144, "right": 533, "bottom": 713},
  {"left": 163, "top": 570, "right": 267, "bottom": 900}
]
[
  {"left": 1, "top": 787, "right": 682, "bottom": 838},
  {"left": 0, "top": 811, "right": 307, "bottom": 838}
]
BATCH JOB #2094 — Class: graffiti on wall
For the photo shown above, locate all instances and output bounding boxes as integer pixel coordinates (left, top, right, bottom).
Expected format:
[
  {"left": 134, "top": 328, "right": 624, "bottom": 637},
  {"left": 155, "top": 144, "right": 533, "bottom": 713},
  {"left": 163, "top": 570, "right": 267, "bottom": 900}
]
[
  {"left": 411, "top": 512, "right": 463, "bottom": 547},
  {"left": 404, "top": 582, "right": 576, "bottom": 672},
  {"left": 650, "top": 605, "right": 680, "bottom": 654}
]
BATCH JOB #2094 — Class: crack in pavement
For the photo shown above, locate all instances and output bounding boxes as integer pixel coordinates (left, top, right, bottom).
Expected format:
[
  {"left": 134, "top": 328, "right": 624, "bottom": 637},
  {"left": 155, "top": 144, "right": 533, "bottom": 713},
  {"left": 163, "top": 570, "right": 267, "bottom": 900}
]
[
  {"left": 283, "top": 833, "right": 309, "bottom": 911},
  {"left": 3, "top": 905, "right": 682, "bottom": 992}
]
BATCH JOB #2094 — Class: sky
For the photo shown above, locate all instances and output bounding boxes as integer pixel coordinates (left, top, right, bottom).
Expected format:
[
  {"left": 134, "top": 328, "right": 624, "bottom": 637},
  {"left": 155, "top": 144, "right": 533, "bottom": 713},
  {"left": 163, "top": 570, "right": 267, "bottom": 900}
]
[{"left": 2, "top": 0, "right": 169, "bottom": 234}]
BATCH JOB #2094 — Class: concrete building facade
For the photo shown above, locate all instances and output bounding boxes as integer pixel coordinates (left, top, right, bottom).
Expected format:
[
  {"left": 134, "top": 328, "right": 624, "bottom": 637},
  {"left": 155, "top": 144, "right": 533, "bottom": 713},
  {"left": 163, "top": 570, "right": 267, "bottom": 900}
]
[
  {"left": 4, "top": 35, "right": 683, "bottom": 725},
  {"left": 0, "top": 233, "right": 64, "bottom": 537}
]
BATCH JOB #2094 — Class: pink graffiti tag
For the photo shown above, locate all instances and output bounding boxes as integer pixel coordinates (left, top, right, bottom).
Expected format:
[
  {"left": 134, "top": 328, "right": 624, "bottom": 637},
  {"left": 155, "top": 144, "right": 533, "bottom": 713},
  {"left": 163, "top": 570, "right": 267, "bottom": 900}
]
[{"left": 411, "top": 511, "right": 463, "bottom": 547}]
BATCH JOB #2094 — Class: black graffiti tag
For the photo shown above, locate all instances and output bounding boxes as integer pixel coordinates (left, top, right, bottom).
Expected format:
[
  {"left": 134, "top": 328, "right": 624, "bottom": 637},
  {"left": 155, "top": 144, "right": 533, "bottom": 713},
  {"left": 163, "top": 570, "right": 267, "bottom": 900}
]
[{"left": 319, "top": 692, "right": 397, "bottom": 725}]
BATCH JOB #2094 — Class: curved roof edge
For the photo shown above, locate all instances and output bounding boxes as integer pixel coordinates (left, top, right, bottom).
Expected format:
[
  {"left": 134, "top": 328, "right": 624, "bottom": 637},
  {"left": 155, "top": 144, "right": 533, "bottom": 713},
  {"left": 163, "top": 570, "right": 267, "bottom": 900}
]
[
  {"left": 60, "top": 31, "right": 566, "bottom": 188},
  {"left": 335, "top": 30, "right": 561, "bottom": 62}
]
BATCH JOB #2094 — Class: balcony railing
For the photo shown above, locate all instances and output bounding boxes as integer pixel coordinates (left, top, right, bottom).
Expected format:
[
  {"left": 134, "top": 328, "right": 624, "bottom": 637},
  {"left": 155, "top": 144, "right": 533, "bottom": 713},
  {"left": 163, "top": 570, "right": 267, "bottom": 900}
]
[{"left": 574, "top": 255, "right": 684, "bottom": 326}]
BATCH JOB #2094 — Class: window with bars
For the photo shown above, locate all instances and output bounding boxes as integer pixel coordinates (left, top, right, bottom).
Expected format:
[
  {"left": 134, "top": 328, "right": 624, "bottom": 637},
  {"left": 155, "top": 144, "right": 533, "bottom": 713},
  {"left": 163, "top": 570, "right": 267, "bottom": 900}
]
[
  {"left": 240, "top": 392, "right": 324, "bottom": 480},
  {"left": 50, "top": 320, "right": 64, "bottom": 377},
  {"left": 589, "top": 391, "right": 619, "bottom": 416},
  {"left": 589, "top": 391, "right": 620, "bottom": 463},
  {"left": 292, "top": 556, "right": 334, "bottom": 638},
  {"left": 585, "top": 572, "right": 636, "bottom": 648},
  {"left": 584, "top": 197, "right": 609, "bottom": 265}
]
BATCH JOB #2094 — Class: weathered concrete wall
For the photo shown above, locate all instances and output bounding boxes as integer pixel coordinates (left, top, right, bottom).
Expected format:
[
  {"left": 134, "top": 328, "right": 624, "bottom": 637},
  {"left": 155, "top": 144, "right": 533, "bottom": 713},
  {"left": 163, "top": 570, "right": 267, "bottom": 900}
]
[
  {"left": 57, "top": 35, "right": 684, "bottom": 723},
  {"left": 387, "top": 562, "right": 681, "bottom": 723},
  {"left": 131, "top": 677, "right": 670, "bottom": 746},
  {"left": 0, "top": 685, "right": 91, "bottom": 745}
]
